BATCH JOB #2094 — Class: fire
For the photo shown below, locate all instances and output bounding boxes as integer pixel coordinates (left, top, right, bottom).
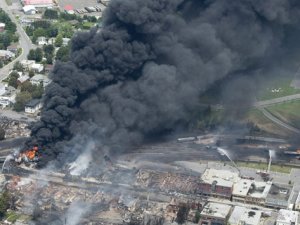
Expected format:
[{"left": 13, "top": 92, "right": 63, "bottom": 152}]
[{"left": 18, "top": 146, "right": 40, "bottom": 163}]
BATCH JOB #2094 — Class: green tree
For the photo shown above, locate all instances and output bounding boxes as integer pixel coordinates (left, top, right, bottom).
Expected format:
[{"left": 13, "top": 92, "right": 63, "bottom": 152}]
[
  {"left": 0, "top": 191, "right": 11, "bottom": 218},
  {"left": 43, "top": 9, "right": 58, "bottom": 19},
  {"left": 25, "top": 26, "right": 34, "bottom": 36},
  {"left": 55, "top": 34, "right": 63, "bottom": 47},
  {"left": 59, "top": 23, "right": 74, "bottom": 38},
  {"left": 29, "top": 69, "right": 35, "bottom": 78},
  {"left": 43, "top": 44, "right": 54, "bottom": 55},
  {"left": 194, "top": 211, "right": 201, "bottom": 223},
  {"left": 8, "top": 71, "right": 19, "bottom": 88},
  {"left": 14, "top": 91, "right": 32, "bottom": 112},
  {"left": 27, "top": 49, "right": 36, "bottom": 60},
  {"left": 55, "top": 45, "right": 70, "bottom": 62},
  {"left": 60, "top": 12, "right": 78, "bottom": 21},
  {"left": 32, "top": 84, "right": 44, "bottom": 99},
  {"left": 46, "top": 54, "right": 53, "bottom": 64},
  {"left": 0, "top": 60, "right": 3, "bottom": 69},
  {"left": 35, "top": 48, "right": 43, "bottom": 62},
  {"left": 32, "top": 28, "right": 47, "bottom": 43},
  {"left": 32, "top": 20, "right": 51, "bottom": 29},
  {"left": 20, "top": 81, "right": 35, "bottom": 92},
  {"left": 13, "top": 61, "right": 23, "bottom": 72},
  {"left": 46, "top": 25, "right": 58, "bottom": 37},
  {"left": 0, "top": 127, "right": 5, "bottom": 140},
  {"left": 0, "top": 33, "right": 12, "bottom": 49}
]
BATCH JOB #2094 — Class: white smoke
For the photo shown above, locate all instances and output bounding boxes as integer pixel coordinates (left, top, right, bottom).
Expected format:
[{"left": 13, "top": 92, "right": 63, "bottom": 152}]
[
  {"left": 64, "top": 201, "right": 91, "bottom": 225},
  {"left": 69, "top": 140, "right": 94, "bottom": 176}
]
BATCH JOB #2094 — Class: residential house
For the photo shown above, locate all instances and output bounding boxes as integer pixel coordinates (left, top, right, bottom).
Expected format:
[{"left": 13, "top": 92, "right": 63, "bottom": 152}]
[
  {"left": 45, "top": 64, "right": 53, "bottom": 73},
  {"left": 30, "top": 74, "right": 50, "bottom": 87},
  {"left": 0, "top": 50, "right": 15, "bottom": 60},
  {"left": 37, "top": 36, "right": 47, "bottom": 46},
  {"left": 62, "top": 38, "right": 70, "bottom": 46},
  {"left": 0, "top": 86, "right": 17, "bottom": 107},
  {"left": 31, "top": 63, "right": 44, "bottom": 73},
  {"left": 25, "top": 99, "right": 42, "bottom": 114},
  {"left": 20, "top": 60, "right": 35, "bottom": 71},
  {"left": 6, "top": 44, "right": 19, "bottom": 54},
  {"left": 17, "top": 73, "right": 30, "bottom": 84},
  {"left": 48, "top": 37, "right": 55, "bottom": 45},
  {"left": 0, "top": 23, "right": 5, "bottom": 32}
]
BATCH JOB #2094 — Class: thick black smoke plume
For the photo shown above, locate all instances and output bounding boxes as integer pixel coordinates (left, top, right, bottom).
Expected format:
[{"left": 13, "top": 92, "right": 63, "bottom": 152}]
[{"left": 27, "top": 0, "right": 300, "bottom": 166}]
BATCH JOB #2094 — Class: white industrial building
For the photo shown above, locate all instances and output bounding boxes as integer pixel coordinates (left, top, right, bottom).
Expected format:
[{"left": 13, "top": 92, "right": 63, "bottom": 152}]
[
  {"left": 276, "top": 209, "right": 298, "bottom": 225},
  {"left": 23, "top": 5, "right": 36, "bottom": 14}
]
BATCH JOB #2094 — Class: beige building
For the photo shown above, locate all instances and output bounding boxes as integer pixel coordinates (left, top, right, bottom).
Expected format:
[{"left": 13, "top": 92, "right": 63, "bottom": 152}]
[
  {"left": 199, "top": 202, "right": 232, "bottom": 225},
  {"left": 228, "top": 206, "right": 262, "bottom": 225}
]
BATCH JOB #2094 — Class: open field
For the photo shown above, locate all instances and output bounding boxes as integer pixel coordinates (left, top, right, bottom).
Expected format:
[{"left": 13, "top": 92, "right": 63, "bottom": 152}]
[
  {"left": 246, "top": 109, "right": 291, "bottom": 137},
  {"left": 236, "top": 161, "right": 294, "bottom": 174},
  {"left": 258, "top": 77, "right": 300, "bottom": 101},
  {"left": 266, "top": 100, "right": 300, "bottom": 129}
]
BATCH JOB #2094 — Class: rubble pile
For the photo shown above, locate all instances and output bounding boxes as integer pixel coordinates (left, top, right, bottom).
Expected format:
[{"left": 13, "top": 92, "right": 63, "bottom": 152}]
[
  {"left": 136, "top": 170, "right": 199, "bottom": 194},
  {"left": 0, "top": 118, "right": 30, "bottom": 139}
]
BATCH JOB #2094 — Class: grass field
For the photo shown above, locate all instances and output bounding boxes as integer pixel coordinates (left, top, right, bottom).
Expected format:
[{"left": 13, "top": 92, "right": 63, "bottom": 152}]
[
  {"left": 258, "top": 77, "right": 300, "bottom": 101},
  {"left": 246, "top": 109, "right": 290, "bottom": 137},
  {"left": 236, "top": 161, "right": 294, "bottom": 173},
  {"left": 267, "top": 100, "right": 300, "bottom": 128}
]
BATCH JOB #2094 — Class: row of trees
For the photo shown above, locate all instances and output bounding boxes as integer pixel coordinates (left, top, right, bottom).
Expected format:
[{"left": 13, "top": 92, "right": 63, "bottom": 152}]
[
  {"left": 0, "top": 9, "right": 18, "bottom": 49},
  {"left": 25, "top": 19, "right": 74, "bottom": 44},
  {"left": 14, "top": 82, "right": 44, "bottom": 112},
  {"left": 27, "top": 43, "right": 70, "bottom": 64}
]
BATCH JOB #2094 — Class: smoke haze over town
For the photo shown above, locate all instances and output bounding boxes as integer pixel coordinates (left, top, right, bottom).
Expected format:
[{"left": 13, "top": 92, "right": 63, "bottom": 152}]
[{"left": 26, "top": 0, "right": 300, "bottom": 167}]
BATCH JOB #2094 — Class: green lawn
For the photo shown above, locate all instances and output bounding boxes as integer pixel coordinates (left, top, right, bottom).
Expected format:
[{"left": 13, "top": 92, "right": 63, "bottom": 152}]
[
  {"left": 236, "top": 161, "right": 293, "bottom": 173},
  {"left": 267, "top": 100, "right": 300, "bottom": 128},
  {"left": 258, "top": 77, "right": 300, "bottom": 101},
  {"left": 246, "top": 109, "right": 289, "bottom": 136}
]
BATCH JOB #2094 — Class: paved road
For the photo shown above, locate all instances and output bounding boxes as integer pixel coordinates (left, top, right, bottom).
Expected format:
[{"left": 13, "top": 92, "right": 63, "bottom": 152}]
[
  {"left": 0, "top": 108, "right": 36, "bottom": 122},
  {"left": 260, "top": 108, "right": 300, "bottom": 134},
  {"left": 0, "top": 0, "right": 35, "bottom": 81},
  {"left": 255, "top": 94, "right": 300, "bottom": 107}
]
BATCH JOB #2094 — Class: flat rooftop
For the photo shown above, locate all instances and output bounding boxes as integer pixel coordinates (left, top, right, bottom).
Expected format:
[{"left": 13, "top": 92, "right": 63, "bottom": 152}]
[
  {"left": 266, "top": 183, "right": 292, "bottom": 202},
  {"left": 229, "top": 206, "right": 262, "bottom": 225},
  {"left": 277, "top": 209, "right": 298, "bottom": 225},
  {"left": 201, "top": 168, "right": 239, "bottom": 188},
  {"left": 201, "top": 202, "right": 231, "bottom": 219},
  {"left": 233, "top": 179, "right": 253, "bottom": 197},
  {"left": 248, "top": 181, "right": 272, "bottom": 199}
]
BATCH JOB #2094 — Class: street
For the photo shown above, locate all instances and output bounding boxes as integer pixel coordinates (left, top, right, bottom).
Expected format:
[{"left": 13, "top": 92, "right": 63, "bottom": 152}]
[
  {"left": 0, "top": 0, "right": 35, "bottom": 81},
  {"left": 259, "top": 108, "right": 300, "bottom": 134}
]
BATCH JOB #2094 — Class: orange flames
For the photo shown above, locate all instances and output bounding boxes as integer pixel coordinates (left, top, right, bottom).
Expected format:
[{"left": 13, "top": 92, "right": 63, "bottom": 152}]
[{"left": 21, "top": 146, "right": 39, "bottom": 161}]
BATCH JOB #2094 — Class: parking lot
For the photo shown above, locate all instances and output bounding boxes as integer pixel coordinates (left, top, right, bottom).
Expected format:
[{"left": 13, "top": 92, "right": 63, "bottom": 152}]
[{"left": 57, "top": 0, "right": 105, "bottom": 10}]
